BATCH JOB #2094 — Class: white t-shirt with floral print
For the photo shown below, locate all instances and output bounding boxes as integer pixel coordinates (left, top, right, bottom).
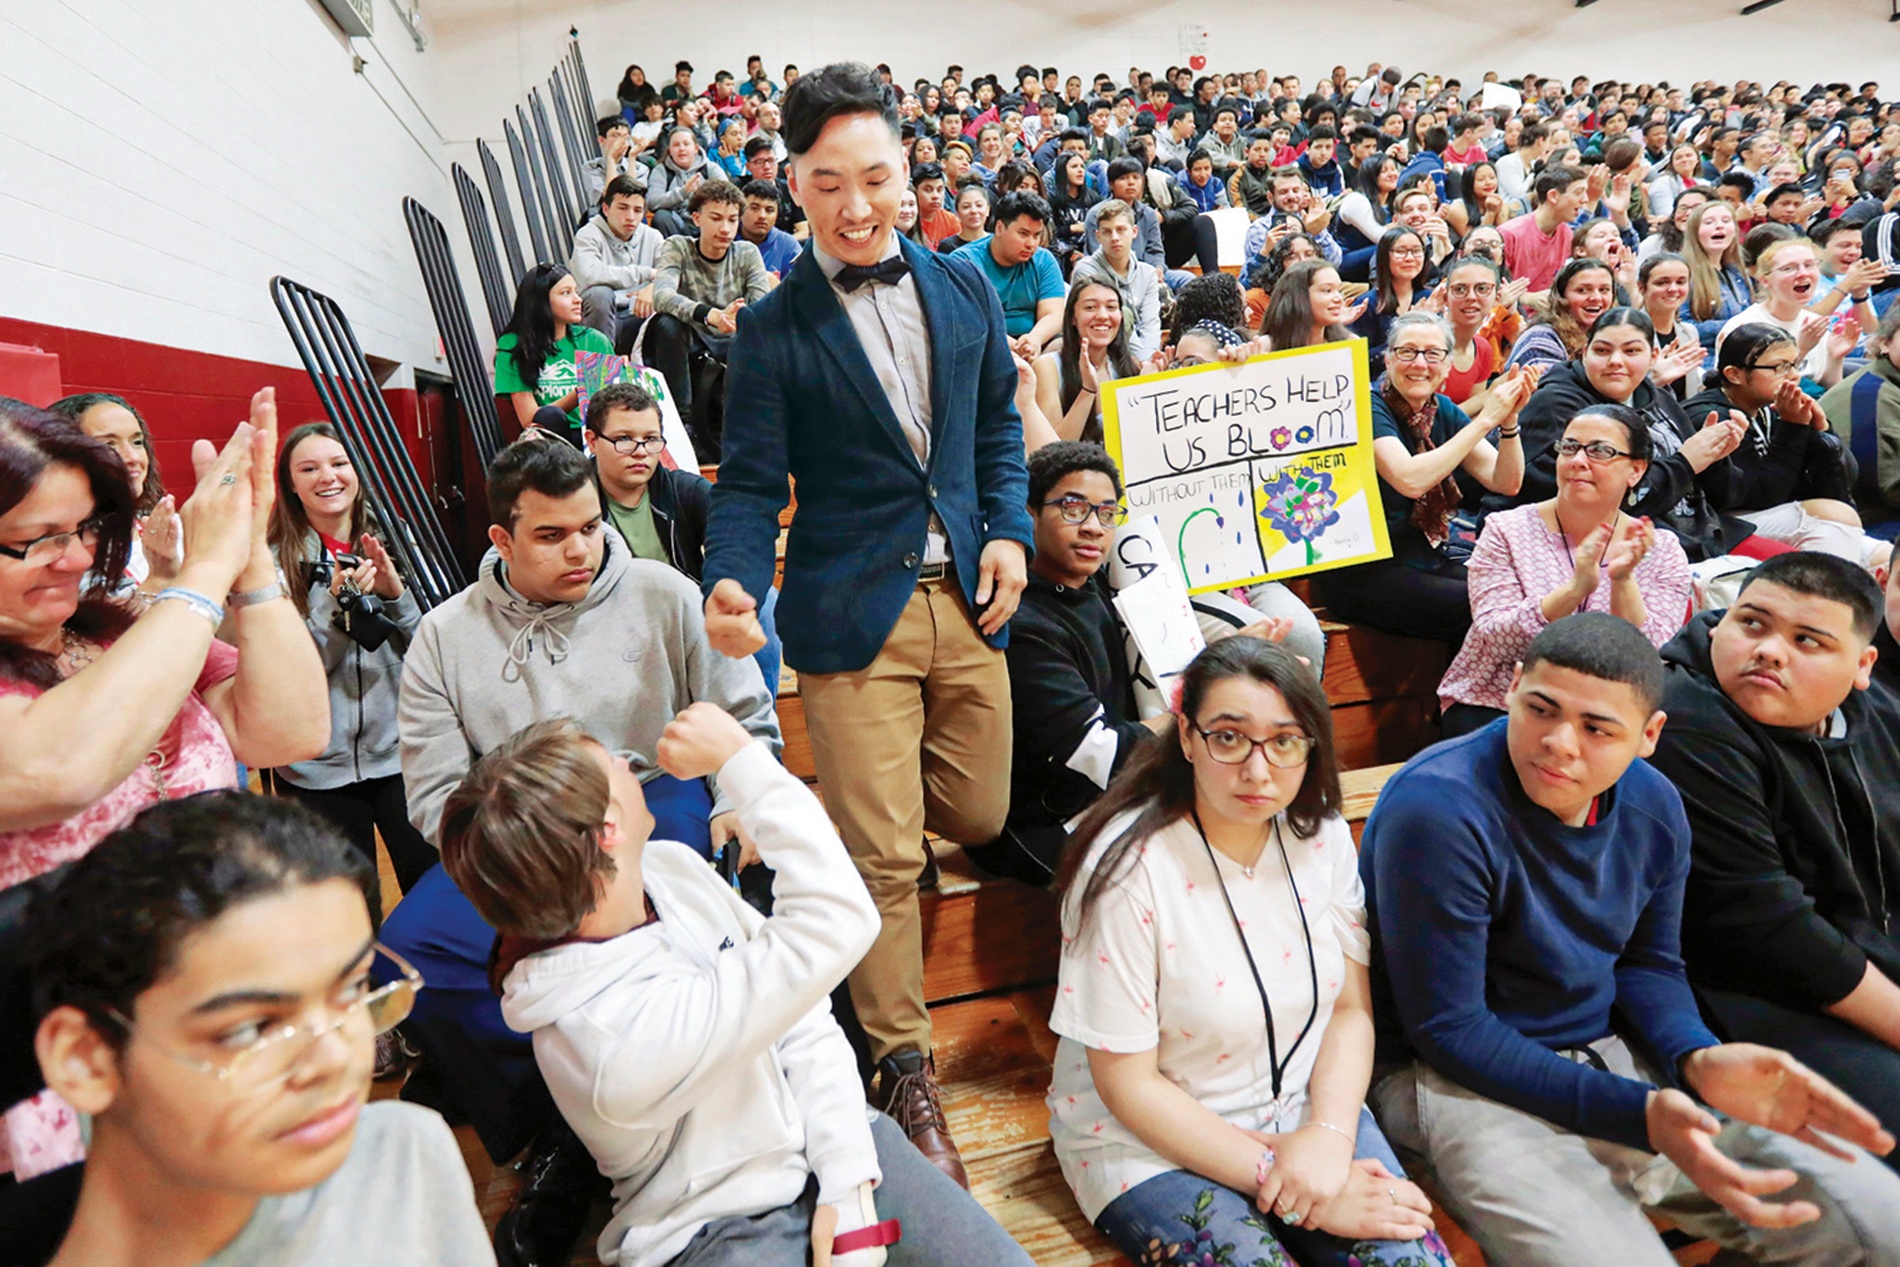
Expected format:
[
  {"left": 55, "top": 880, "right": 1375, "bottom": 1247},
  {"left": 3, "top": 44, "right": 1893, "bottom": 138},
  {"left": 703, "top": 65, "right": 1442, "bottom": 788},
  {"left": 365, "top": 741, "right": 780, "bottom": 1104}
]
[{"left": 1047, "top": 810, "right": 1370, "bottom": 1222}]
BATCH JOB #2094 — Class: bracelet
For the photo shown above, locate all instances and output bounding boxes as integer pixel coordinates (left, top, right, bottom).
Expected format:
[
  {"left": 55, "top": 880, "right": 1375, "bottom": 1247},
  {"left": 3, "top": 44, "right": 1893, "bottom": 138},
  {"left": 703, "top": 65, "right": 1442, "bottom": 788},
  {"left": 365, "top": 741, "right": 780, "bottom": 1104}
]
[
  {"left": 1497, "top": 427, "right": 1521, "bottom": 440},
  {"left": 152, "top": 587, "right": 225, "bottom": 628},
  {"left": 1255, "top": 1145, "right": 1278, "bottom": 1187},
  {"left": 1301, "top": 1119, "right": 1356, "bottom": 1147},
  {"left": 228, "top": 580, "right": 286, "bottom": 608}
]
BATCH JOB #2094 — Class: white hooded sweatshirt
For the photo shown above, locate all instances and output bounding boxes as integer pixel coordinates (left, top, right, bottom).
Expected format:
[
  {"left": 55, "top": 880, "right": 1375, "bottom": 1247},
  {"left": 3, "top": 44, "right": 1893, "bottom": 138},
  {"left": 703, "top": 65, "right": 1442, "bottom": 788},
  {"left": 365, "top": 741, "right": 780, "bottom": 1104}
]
[{"left": 499, "top": 742, "right": 881, "bottom": 1267}]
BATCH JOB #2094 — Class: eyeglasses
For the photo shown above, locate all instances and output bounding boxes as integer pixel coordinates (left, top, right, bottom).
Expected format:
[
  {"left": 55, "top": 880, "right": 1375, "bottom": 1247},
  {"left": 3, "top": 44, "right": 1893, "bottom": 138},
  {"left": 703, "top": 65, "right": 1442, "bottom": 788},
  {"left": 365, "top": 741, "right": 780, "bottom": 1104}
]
[
  {"left": 1192, "top": 723, "right": 1316, "bottom": 768},
  {"left": 1766, "top": 261, "right": 1819, "bottom": 277},
  {"left": 0, "top": 517, "right": 105, "bottom": 565},
  {"left": 1445, "top": 283, "right": 1497, "bottom": 298},
  {"left": 1746, "top": 358, "right": 1803, "bottom": 376},
  {"left": 1388, "top": 347, "right": 1449, "bottom": 365},
  {"left": 1556, "top": 438, "right": 1635, "bottom": 462},
  {"left": 1041, "top": 496, "right": 1126, "bottom": 527},
  {"left": 598, "top": 434, "right": 667, "bottom": 455},
  {"left": 1389, "top": 246, "right": 1427, "bottom": 259},
  {"left": 106, "top": 944, "right": 423, "bottom": 1093}
]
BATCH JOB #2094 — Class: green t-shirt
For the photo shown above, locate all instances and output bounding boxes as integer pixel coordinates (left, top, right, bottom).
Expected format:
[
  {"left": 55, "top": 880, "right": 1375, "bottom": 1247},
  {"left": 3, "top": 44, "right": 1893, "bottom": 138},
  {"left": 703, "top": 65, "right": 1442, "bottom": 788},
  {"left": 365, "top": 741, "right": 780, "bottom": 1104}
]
[
  {"left": 493, "top": 327, "right": 615, "bottom": 429},
  {"left": 604, "top": 490, "right": 668, "bottom": 563}
]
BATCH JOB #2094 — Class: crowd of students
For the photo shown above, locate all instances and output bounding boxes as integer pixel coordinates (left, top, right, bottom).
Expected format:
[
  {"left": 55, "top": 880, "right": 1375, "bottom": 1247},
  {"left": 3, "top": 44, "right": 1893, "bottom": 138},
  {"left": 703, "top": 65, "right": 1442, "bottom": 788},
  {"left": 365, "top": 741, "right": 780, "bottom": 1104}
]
[{"left": 3, "top": 47, "right": 1900, "bottom": 1267}]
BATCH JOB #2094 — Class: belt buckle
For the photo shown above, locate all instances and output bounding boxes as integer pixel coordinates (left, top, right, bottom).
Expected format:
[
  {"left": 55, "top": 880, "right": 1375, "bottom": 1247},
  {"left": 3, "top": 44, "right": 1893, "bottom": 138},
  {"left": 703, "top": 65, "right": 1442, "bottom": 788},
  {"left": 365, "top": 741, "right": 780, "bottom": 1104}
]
[{"left": 917, "top": 561, "right": 949, "bottom": 583}]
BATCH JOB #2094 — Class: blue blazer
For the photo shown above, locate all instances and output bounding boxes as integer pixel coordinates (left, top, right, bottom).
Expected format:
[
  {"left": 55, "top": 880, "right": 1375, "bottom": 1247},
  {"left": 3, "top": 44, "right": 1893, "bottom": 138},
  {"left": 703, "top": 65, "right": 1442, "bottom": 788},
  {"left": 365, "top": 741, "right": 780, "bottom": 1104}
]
[{"left": 703, "top": 236, "right": 1034, "bottom": 675}]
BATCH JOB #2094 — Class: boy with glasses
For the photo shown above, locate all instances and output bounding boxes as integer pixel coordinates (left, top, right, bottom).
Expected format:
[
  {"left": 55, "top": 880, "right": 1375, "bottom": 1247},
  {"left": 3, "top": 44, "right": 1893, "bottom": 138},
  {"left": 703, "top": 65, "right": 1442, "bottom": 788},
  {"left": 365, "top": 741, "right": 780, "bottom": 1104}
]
[{"left": 28, "top": 792, "right": 489, "bottom": 1267}]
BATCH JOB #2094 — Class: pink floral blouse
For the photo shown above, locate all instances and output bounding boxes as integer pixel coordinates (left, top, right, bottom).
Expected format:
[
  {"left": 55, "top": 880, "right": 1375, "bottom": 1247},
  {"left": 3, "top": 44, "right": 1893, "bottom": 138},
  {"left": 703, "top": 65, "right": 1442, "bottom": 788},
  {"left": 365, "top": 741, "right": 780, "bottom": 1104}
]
[
  {"left": 0, "top": 637, "right": 240, "bottom": 1179},
  {"left": 1438, "top": 505, "right": 1693, "bottom": 714}
]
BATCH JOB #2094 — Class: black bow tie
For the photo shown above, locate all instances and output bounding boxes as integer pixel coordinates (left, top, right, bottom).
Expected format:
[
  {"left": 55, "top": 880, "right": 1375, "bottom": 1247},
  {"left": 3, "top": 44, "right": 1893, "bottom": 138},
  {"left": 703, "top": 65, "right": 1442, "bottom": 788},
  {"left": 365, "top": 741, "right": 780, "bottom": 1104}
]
[{"left": 834, "top": 255, "right": 912, "bottom": 293}]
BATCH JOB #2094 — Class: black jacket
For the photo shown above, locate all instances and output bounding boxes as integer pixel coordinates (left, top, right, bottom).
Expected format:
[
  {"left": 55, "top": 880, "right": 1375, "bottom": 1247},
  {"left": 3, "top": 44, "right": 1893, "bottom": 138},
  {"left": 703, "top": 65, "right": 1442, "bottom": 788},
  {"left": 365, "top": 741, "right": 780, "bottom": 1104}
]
[
  {"left": 1493, "top": 361, "right": 1751, "bottom": 562},
  {"left": 1875, "top": 619, "right": 1900, "bottom": 697},
  {"left": 1650, "top": 612, "right": 1900, "bottom": 1013},
  {"left": 1681, "top": 384, "right": 1854, "bottom": 512},
  {"left": 597, "top": 462, "right": 712, "bottom": 581},
  {"left": 1002, "top": 573, "right": 1151, "bottom": 858}
]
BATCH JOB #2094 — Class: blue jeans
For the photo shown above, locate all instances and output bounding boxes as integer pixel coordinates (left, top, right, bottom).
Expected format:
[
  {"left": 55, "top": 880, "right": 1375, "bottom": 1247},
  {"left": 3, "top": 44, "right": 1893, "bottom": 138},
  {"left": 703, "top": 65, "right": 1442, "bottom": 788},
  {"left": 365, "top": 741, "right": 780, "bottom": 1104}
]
[
  {"left": 754, "top": 584, "right": 782, "bottom": 698},
  {"left": 1094, "top": 1107, "right": 1455, "bottom": 1267},
  {"left": 379, "top": 772, "right": 714, "bottom": 1160}
]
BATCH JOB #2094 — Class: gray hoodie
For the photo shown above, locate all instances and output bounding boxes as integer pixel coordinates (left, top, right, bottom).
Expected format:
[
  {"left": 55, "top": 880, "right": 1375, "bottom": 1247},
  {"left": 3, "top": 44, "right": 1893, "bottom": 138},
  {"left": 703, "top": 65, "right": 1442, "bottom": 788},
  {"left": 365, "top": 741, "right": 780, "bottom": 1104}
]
[
  {"left": 399, "top": 537, "right": 778, "bottom": 844},
  {"left": 570, "top": 213, "right": 664, "bottom": 294},
  {"left": 276, "top": 533, "right": 423, "bottom": 792},
  {"left": 645, "top": 151, "right": 726, "bottom": 214}
]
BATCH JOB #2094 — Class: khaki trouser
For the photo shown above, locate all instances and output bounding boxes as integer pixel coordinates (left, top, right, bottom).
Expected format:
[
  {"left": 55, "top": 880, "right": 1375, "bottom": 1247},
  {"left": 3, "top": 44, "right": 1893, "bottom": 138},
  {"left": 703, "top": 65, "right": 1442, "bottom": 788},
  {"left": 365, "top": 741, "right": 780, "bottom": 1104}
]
[{"left": 797, "top": 578, "right": 1012, "bottom": 1062}]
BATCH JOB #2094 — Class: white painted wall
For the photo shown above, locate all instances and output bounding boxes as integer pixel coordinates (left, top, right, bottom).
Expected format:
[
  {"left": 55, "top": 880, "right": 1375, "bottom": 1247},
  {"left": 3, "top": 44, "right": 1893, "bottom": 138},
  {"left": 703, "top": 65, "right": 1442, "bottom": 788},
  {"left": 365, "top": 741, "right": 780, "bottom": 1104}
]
[
  {"left": 0, "top": 0, "right": 456, "bottom": 381},
  {"left": 430, "top": 0, "right": 1897, "bottom": 147}
]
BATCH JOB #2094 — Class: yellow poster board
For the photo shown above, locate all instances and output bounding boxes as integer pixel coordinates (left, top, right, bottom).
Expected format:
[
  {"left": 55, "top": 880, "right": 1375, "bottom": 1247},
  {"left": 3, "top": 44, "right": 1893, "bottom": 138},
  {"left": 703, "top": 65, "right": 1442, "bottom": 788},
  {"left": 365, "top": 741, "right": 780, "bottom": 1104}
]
[{"left": 1101, "top": 338, "right": 1392, "bottom": 594}]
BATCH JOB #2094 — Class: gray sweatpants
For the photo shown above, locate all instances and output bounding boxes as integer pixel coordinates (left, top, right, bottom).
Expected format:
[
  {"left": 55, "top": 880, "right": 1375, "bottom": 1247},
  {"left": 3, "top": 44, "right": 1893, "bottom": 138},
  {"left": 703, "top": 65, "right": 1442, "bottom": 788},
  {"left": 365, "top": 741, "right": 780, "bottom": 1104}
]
[
  {"left": 1370, "top": 1035, "right": 1900, "bottom": 1267},
  {"left": 667, "top": 1110, "right": 1033, "bottom": 1266}
]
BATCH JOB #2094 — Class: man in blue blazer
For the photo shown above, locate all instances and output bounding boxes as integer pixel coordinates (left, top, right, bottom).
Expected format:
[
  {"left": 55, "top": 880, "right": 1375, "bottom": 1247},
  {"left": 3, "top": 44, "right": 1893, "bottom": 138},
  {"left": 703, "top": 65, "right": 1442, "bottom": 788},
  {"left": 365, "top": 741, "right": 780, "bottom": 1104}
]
[{"left": 701, "top": 61, "right": 1033, "bottom": 1189}]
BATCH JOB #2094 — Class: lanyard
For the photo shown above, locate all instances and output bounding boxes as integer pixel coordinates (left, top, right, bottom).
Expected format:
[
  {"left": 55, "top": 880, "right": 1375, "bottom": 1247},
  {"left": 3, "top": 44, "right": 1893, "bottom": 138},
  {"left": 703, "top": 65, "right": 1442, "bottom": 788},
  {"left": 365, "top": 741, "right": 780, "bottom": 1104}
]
[{"left": 1191, "top": 812, "right": 1319, "bottom": 1106}]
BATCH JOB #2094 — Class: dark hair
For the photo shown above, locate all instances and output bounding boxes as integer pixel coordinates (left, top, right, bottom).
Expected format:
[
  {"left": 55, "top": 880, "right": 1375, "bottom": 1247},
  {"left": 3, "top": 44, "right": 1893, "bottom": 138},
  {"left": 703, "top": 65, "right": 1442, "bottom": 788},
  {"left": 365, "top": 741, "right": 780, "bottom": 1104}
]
[
  {"left": 780, "top": 62, "right": 900, "bottom": 156},
  {"left": 1567, "top": 400, "right": 1654, "bottom": 465},
  {"left": 1305, "top": 123, "right": 1338, "bottom": 144},
  {"left": 1533, "top": 163, "right": 1585, "bottom": 206},
  {"left": 1027, "top": 440, "right": 1123, "bottom": 505},
  {"left": 47, "top": 392, "right": 168, "bottom": 516},
  {"left": 1057, "top": 638, "right": 1341, "bottom": 939},
  {"left": 27, "top": 791, "right": 374, "bottom": 1048},
  {"left": 1105, "top": 156, "right": 1145, "bottom": 187},
  {"left": 1637, "top": 251, "right": 1688, "bottom": 288},
  {"left": 1057, "top": 279, "right": 1136, "bottom": 438},
  {"left": 487, "top": 435, "right": 594, "bottom": 529},
  {"left": 1453, "top": 161, "right": 1496, "bottom": 228},
  {"left": 740, "top": 178, "right": 781, "bottom": 208},
  {"left": 1586, "top": 305, "right": 1655, "bottom": 344},
  {"left": 1532, "top": 259, "right": 1618, "bottom": 356},
  {"left": 911, "top": 161, "right": 946, "bottom": 185},
  {"left": 1420, "top": 124, "right": 1449, "bottom": 154},
  {"left": 742, "top": 135, "right": 776, "bottom": 161},
  {"left": 602, "top": 174, "right": 645, "bottom": 208},
  {"left": 993, "top": 159, "right": 1042, "bottom": 197},
  {"left": 1372, "top": 226, "right": 1428, "bottom": 313},
  {"left": 1519, "top": 612, "right": 1666, "bottom": 713},
  {"left": 1249, "top": 231, "right": 1322, "bottom": 295},
  {"left": 1736, "top": 551, "right": 1882, "bottom": 643},
  {"left": 0, "top": 398, "right": 136, "bottom": 687},
  {"left": 584, "top": 381, "right": 660, "bottom": 435},
  {"left": 689, "top": 179, "right": 744, "bottom": 216},
  {"left": 1169, "top": 273, "right": 1247, "bottom": 344},
  {"left": 504, "top": 263, "right": 575, "bottom": 386},
  {"left": 1353, "top": 155, "right": 1396, "bottom": 218},
  {"left": 1264, "top": 259, "right": 1348, "bottom": 352},
  {"left": 596, "top": 115, "right": 628, "bottom": 139},
  {"left": 993, "top": 189, "right": 1051, "bottom": 228},
  {"left": 1716, "top": 320, "right": 1797, "bottom": 386}
]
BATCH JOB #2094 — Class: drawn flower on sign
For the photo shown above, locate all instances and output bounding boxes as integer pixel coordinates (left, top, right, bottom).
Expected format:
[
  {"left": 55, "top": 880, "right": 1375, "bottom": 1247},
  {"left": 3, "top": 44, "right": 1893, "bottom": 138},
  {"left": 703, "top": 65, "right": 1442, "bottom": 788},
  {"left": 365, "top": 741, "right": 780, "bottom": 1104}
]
[
  {"left": 1259, "top": 466, "right": 1340, "bottom": 567},
  {"left": 1270, "top": 426, "right": 1293, "bottom": 451},
  {"left": 1295, "top": 425, "right": 1315, "bottom": 445}
]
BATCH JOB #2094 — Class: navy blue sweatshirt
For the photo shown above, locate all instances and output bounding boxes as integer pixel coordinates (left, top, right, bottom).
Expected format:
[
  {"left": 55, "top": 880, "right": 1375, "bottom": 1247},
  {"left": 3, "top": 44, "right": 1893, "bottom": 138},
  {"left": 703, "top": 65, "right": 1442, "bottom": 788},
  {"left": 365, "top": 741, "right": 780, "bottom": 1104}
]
[{"left": 1362, "top": 721, "right": 1718, "bottom": 1151}]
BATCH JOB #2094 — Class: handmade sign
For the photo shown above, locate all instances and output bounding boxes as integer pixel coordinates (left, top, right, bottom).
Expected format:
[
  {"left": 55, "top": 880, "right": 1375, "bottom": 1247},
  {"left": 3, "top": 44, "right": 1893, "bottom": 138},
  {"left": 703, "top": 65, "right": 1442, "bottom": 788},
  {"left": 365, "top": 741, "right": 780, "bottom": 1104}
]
[
  {"left": 574, "top": 351, "right": 700, "bottom": 470},
  {"left": 1107, "top": 515, "right": 1206, "bottom": 714},
  {"left": 1102, "top": 339, "right": 1391, "bottom": 594}
]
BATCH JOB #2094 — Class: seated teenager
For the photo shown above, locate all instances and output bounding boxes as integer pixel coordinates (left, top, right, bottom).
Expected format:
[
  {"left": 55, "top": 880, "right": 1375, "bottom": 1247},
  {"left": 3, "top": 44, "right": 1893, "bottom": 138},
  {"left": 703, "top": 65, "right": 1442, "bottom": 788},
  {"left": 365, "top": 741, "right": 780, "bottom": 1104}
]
[
  {"left": 438, "top": 709, "right": 1033, "bottom": 1267},
  {"left": 953, "top": 189, "right": 1067, "bottom": 359},
  {"left": 741, "top": 138, "right": 807, "bottom": 240},
  {"left": 1717, "top": 236, "right": 1861, "bottom": 389},
  {"left": 1637, "top": 252, "right": 1706, "bottom": 402},
  {"left": 1679, "top": 202, "right": 1753, "bottom": 359},
  {"left": 1498, "top": 165, "right": 1588, "bottom": 292},
  {"left": 1502, "top": 258, "right": 1617, "bottom": 374},
  {"left": 1438, "top": 255, "right": 1505, "bottom": 406},
  {"left": 738, "top": 179, "right": 803, "bottom": 281},
  {"left": 1819, "top": 303, "right": 1900, "bottom": 512},
  {"left": 909, "top": 161, "right": 959, "bottom": 250},
  {"left": 1032, "top": 281, "right": 1138, "bottom": 445},
  {"left": 1684, "top": 324, "right": 1881, "bottom": 568},
  {"left": 47, "top": 392, "right": 177, "bottom": 598},
  {"left": 1259, "top": 259, "right": 1363, "bottom": 353},
  {"left": 380, "top": 437, "right": 778, "bottom": 1267},
  {"left": 1081, "top": 159, "right": 1168, "bottom": 278},
  {"left": 1365, "top": 612, "right": 1900, "bottom": 1266},
  {"left": 495, "top": 264, "right": 616, "bottom": 444},
  {"left": 1045, "top": 152, "right": 1099, "bottom": 272},
  {"left": 1348, "top": 225, "right": 1433, "bottom": 377},
  {"left": 571, "top": 177, "right": 664, "bottom": 353},
  {"left": 935, "top": 180, "right": 991, "bottom": 256},
  {"left": 583, "top": 381, "right": 781, "bottom": 692},
  {"left": 647, "top": 180, "right": 772, "bottom": 459},
  {"left": 28, "top": 792, "right": 491, "bottom": 1267},
  {"left": 645, "top": 125, "right": 727, "bottom": 239},
  {"left": 1050, "top": 636, "right": 1453, "bottom": 1267},
  {"left": 1650, "top": 553, "right": 1900, "bottom": 1172},
  {"left": 1069, "top": 199, "right": 1161, "bottom": 362},
  {"left": 1439, "top": 405, "right": 1693, "bottom": 736},
  {"left": 1313, "top": 314, "right": 1533, "bottom": 645}
]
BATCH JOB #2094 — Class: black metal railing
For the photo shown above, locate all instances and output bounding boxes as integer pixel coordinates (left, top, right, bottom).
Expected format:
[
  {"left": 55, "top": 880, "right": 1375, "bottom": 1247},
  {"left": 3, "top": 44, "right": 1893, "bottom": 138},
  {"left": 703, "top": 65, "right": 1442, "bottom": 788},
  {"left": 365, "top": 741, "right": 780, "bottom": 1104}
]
[
  {"left": 269, "top": 276, "right": 468, "bottom": 609},
  {"left": 451, "top": 163, "right": 513, "bottom": 339},
  {"left": 478, "top": 138, "right": 528, "bottom": 285},
  {"left": 403, "top": 196, "right": 506, "bottom": 469}
]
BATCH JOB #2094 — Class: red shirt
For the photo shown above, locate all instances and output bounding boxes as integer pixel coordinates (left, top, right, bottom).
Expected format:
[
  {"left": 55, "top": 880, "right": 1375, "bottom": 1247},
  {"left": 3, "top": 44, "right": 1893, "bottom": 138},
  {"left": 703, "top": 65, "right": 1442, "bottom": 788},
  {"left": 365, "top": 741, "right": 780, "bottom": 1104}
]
[
  {"left": 917, "top": 208, "right": 959, "bottom": 250},
  {"left": 1442, "top": 336, "right": 1497, "bottom": 405},
  {"left": 1499, "top": 212, "right": 1573, "bottom": 292}
]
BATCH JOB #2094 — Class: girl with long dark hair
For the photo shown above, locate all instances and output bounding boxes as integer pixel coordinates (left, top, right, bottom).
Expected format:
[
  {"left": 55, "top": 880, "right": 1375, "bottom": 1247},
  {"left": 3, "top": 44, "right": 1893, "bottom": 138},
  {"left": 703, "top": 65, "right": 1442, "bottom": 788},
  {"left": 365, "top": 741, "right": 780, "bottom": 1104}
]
[
  {"left": 1350, "top": 225, "right": 1433, "bottom": 375},
  {"left": 1033, "top": 280, "right": 1140, "bottom": 444},
  {"left": 1050, "top": 637, "right": 1453, "bottom": 1267},
  {"left": 266, "top": 422, "right": 432, "bottom": 914},
  {"left": 493, "top": 262, "right": 613, "bottom": 445},
  {"left": 48, "top": 393, "right": 177, "bottom": 596},
  {"left": 1443, "top": 161, "right": 1503, "bottom": 241},
  {"left": 1333, "top": 154, "right": 1398, "bottom": 281},
  {"left": 1263, "top": 260, "right": 1361, "bottom": 353}
]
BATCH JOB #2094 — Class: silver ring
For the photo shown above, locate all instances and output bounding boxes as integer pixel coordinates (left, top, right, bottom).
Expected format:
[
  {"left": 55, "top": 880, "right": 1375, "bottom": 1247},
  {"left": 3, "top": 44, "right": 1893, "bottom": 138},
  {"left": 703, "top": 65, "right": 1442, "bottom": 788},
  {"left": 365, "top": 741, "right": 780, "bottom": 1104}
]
[
  {"left": 219, "top": 474, "right": 238, "bottom": 485},
  {"left": 1278, "top": 1204, "right": 1301, "bottom": 1224}
]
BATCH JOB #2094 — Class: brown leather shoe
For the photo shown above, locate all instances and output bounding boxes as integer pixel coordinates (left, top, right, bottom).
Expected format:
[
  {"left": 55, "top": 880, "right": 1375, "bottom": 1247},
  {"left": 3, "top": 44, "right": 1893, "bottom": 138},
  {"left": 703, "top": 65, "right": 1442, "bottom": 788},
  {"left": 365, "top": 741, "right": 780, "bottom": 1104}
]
[{"left": 875, "top": 1050, "right": 969, "bottom": 1189}]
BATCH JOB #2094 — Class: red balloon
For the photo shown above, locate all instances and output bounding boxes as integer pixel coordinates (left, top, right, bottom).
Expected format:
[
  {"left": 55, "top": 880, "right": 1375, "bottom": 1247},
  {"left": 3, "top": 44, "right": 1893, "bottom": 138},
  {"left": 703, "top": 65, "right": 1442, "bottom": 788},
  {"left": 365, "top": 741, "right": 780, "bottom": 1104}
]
[{"left": 1189, "top": 54, "right": 1207, "bottom": 71}]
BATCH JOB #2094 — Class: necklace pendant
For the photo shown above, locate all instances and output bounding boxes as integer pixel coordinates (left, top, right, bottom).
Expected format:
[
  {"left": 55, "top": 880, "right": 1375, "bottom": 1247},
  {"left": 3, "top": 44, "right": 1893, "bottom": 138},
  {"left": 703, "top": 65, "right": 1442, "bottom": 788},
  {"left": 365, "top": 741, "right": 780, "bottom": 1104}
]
[{"left": 1240, "top": 865, "right": 1255, "bottom": 879}]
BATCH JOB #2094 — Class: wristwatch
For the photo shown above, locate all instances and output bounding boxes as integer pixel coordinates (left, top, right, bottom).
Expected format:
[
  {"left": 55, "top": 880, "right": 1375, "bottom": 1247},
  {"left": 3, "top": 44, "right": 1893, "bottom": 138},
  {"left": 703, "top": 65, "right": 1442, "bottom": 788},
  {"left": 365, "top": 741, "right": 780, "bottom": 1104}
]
[{"left": 228, "top": 580, "right": 287, "bottom": 608}]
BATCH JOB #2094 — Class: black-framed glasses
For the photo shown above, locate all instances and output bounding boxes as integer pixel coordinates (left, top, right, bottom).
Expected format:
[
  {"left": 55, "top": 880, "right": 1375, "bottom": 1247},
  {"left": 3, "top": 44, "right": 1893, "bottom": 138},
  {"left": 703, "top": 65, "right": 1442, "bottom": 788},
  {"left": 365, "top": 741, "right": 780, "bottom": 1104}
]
[
  {"left": 106, "top": 944, "right": 423, "bottom": 1094},
  {"left": 1191, "top": 723, "right": 1316, "bottom": 768},
  {"left": 0, "top": 517, "right": 105, "bottom": 565},
  {"left": 1556, "top": 438, "right": 1634, "bottom": 462},
  {"left": 598, "top": 434, "right": 667, "bottom": 455},
  {"left": 1041, "top": 496, "right": 1126, "bottom": 527},
  {"left": 1388, "top": 347, "right": 1449, "bottom": 365},
  {"left": 1746, "top": 358, "right": 1802, "bottom": 377},
  {"left": 1445, "top": 283, "right": 1497, "bottom": 299}
]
